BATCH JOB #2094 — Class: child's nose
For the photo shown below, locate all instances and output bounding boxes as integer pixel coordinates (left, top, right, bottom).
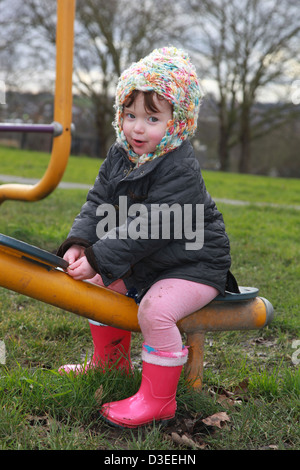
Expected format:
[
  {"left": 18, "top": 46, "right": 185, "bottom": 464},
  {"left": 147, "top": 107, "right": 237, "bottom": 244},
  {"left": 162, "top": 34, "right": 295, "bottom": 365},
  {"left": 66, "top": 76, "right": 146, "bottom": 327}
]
[{"left": 133, "top": 119, "right": 145, "bottom": 133}]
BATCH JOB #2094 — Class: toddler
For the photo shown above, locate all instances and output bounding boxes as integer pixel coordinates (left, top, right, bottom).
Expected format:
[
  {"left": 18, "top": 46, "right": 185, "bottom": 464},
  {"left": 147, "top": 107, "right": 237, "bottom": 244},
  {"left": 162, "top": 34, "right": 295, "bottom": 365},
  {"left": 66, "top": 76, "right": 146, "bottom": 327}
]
[{"left": 57, "top": 47, "right": 235, "bottom": 428}]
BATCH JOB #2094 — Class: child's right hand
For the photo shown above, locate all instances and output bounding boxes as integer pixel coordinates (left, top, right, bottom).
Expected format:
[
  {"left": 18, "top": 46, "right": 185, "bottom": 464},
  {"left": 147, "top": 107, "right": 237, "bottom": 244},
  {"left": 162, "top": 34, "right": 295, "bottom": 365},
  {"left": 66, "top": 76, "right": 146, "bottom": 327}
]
[
  {"left": 63, "top": 244, "right": 85, "bottom": 266},
  {"left": 63, "top": 245, "right": 96, "bottom": 280}
]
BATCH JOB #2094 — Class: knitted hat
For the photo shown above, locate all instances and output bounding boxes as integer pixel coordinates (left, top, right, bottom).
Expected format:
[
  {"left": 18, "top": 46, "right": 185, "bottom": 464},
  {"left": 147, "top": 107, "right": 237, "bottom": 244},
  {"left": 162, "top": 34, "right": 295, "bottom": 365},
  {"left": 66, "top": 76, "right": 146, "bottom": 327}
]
[{"left": 114, "top": 46, "right": 204, "bottom": 166}]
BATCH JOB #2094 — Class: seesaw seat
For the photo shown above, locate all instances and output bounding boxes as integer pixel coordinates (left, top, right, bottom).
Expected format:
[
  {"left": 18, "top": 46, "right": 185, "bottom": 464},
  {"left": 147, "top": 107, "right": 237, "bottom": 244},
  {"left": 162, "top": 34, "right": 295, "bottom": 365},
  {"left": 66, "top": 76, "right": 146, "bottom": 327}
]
[{"left": 0, "top": 234, "right": 68, "bottom": 270}]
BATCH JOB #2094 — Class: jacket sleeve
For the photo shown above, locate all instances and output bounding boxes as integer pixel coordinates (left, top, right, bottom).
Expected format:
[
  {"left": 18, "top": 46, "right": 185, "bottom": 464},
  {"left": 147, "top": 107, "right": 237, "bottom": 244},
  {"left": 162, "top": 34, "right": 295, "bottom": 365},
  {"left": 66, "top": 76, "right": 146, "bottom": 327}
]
[{"left": 91, "top": 161, "right": 204, "bottom": 285}]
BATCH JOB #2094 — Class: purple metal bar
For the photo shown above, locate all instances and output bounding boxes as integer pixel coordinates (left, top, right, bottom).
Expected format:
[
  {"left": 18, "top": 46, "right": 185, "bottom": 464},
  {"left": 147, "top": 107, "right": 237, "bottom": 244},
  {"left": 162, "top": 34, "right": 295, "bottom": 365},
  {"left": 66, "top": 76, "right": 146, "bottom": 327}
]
[{"left": 0, "top": 121, "right": 63, "bottom": 137}]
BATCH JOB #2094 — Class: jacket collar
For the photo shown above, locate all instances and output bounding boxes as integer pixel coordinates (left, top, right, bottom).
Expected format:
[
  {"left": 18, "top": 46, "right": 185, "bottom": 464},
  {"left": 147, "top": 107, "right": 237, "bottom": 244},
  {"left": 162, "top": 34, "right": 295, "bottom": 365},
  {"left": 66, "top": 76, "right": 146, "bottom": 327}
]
[{"left": 117, "top": 140, "right": 191, "bottom": 181}]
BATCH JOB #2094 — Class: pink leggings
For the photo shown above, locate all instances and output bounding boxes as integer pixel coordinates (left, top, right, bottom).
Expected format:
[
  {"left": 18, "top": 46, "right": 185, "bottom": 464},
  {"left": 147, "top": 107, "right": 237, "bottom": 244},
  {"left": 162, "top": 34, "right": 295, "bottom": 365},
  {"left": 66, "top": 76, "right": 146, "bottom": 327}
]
[{"left": 90, "top": 275, "right": 218, "bottom": 353}]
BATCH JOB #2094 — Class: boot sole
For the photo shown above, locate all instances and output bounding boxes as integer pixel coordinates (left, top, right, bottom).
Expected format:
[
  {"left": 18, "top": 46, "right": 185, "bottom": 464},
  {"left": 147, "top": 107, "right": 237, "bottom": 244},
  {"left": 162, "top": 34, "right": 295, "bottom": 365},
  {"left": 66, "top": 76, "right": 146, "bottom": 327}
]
[{"left": 99, "top": 410, "right": 174, "bottom": 429}]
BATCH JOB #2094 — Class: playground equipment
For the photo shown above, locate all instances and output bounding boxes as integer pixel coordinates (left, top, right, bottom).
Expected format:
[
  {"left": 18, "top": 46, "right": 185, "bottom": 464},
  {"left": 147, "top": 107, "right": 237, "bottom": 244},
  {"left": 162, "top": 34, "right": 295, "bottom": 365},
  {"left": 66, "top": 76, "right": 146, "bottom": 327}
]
[
  {"left": 0, "top": 0, "right": 274, "bottom": 390},
  {"left": 0, "top": 0, "right": 75, "bottom": 204},
  {"left": 0, "top": 234, "right": 274, "bottom": 390}
]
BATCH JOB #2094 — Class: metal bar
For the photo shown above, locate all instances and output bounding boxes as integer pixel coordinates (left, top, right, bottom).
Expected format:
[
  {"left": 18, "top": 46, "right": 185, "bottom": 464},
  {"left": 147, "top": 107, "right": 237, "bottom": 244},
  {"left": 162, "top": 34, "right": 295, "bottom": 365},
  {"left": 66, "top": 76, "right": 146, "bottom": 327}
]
[{"left": 0, "top": 122, "right": 63, "bottom": 136}]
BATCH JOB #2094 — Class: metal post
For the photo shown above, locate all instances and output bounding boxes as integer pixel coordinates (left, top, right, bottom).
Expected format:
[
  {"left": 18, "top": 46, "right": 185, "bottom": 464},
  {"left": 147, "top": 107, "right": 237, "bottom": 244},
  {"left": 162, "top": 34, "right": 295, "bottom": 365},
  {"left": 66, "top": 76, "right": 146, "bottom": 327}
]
[
  {"left": 0, "top": 0, "right": 75, "bottom": 204},
  {"left": 184, "top": 331, "right": 206, "bottom": 389}
]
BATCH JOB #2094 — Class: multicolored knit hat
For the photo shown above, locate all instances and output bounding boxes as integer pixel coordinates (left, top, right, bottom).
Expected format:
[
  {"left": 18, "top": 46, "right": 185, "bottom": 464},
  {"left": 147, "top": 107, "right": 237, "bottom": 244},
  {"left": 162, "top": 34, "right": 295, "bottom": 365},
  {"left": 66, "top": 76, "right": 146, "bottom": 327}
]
[{"left": 114, "top": 46, "right": 204, "bottom": 167}]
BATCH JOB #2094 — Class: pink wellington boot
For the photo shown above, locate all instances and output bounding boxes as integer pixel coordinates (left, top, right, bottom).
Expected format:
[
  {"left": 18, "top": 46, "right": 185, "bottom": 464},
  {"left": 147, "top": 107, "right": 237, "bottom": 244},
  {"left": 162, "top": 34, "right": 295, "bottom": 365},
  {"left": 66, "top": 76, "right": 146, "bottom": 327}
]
[
  {"left": 100, "top": 343, "right": 188, "bottom": 428},
  {"left": 59, "top": 321, "right": 132, "bottom": 375}
]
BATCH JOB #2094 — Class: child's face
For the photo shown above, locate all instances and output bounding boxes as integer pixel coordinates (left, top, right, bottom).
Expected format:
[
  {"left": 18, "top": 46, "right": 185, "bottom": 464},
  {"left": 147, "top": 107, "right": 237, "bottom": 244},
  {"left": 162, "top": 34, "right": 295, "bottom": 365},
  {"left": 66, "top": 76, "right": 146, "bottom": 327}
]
[{"left": 122, "top": 92, "right": 173, "bottom": 156}]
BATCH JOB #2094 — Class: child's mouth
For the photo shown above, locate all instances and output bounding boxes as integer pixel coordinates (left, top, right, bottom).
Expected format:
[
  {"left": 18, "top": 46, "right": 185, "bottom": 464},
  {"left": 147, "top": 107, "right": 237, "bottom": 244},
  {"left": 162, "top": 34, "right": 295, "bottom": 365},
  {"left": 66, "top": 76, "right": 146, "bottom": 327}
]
[{"left": 132, "top": 139, "right": 145, "bottom": 146}]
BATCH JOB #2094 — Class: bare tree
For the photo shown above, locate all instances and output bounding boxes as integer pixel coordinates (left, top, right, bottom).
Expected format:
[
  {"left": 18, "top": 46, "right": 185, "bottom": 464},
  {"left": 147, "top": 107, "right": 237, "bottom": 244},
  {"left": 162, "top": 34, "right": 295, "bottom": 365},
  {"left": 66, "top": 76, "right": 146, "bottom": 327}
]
[
  {"left": 24, "top": 0, "right": 181, "bottom": 157},
  {"left": 0, "top": 0, "right": 32, "bottom": 90},
  {"left": 184, "top": 0, "right": 300, "bottom": 172}
]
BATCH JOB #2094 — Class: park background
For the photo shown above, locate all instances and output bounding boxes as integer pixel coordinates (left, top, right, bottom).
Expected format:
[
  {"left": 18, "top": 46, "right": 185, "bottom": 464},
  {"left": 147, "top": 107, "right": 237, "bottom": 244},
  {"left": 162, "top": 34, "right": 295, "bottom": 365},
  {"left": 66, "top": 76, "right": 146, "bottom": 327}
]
[
  {"left": 0, "top": 0, "right": 299, "bottom": 451},
  {"left": 1, "top": 0, "right": 300, "bottom": 176}
]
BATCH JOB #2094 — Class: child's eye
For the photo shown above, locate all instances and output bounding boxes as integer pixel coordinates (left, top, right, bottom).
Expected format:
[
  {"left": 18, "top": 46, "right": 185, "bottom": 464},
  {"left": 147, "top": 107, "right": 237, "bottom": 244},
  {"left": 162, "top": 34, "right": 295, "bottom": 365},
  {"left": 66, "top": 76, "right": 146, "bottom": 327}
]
[
  {"left": 125, "top": 112, "right": 135, "bottom": 119},
  {"left": 148, "top": 116, "right": 158, "bottom": 123}
]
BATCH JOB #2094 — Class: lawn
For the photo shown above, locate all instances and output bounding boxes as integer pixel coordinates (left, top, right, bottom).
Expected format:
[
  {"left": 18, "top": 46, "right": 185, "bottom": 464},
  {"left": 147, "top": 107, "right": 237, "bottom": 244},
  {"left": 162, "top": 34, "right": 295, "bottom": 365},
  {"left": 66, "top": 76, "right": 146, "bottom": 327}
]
[{"left": 0, "top": 146, "right": 299, "bottom": 450}]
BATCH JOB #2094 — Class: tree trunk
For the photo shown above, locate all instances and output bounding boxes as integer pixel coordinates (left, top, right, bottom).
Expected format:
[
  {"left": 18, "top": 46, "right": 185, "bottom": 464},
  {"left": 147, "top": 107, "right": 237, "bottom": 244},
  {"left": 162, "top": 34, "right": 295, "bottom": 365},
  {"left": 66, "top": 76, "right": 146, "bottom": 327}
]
[
  {"left": 94, "top": 94, "right": 114, "bottom": 159},
  {"left": 218, "top": 122, "right": 230, "bottom": 171},
  {"left": 95, "top": 112, "right": 110, "bottom": 159},
  {"left": 238, "top": 105, "right": 251, "bottom": 173}
]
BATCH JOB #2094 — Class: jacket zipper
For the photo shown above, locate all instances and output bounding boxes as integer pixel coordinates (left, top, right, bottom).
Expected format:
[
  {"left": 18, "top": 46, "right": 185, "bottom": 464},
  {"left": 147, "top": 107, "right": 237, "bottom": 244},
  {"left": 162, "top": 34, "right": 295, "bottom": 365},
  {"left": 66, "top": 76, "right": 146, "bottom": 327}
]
[{"left": 125, "top": 167, "right": 134, "bottom": 177}]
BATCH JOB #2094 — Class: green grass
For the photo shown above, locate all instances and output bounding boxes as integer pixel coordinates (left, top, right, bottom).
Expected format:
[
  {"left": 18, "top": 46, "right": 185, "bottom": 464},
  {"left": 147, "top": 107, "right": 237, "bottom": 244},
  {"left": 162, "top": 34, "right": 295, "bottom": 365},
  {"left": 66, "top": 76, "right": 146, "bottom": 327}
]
[
  {"left": 0, "top": 145, "right": 299, "bottom": 450},
  {"left": 204, "top": 170, "right": 300, "bottom": 206},
  {"left": 0, "top": 146, "right": 102, "bottom": 185},
  {"left": 1, "top": 145, "right": 300, "bottom": 205}
]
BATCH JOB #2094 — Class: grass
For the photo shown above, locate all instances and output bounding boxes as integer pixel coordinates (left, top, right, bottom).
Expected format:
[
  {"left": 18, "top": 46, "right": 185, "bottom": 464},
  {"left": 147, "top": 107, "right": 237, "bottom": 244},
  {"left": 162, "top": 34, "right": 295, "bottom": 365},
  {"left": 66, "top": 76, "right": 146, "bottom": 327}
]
[
  {"left": 203, "top": 170, "right": 300, "bottom": 206},
  {"left": 0, "top": 146, "right": 101, "bottom": 185},
  {"left": 0, "top": 145, "right": 299, "bottom": 450},
  {"left": 1, "top": 145, "right": 300, "bottom": 205}
]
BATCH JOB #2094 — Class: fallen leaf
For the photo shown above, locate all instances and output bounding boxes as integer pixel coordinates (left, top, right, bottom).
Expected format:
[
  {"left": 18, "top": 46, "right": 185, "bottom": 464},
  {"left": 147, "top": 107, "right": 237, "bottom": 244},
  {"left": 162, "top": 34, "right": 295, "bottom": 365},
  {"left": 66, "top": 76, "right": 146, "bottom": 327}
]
[
  {"left": 216, "top": 393, "right": 239, "bottom": 408},
  {"left": 170, "top": 432, "right": 185, "bottom": 447},
  {"left": 232, "top": 378, "right": 250, "bottom": 400},
  {"left": 250, "top": 337, "right": 276, "bottom": 347},
  {"left": 209, "top": 386, "right": 242, "bottom": 408},
  {"left": 26, "top": 414, "right": 50, "bottom": 427},
  {"left": 258, "top": 444, "right": 279, "bottom": 450},
  {"left": 170, "top": 432, "right": 206, "bottom": 449},
  {"left": 202, "top": 411, "right": 230, "bottom": 429},
  {"left": 94, "top": 385, "right": 103, "bottom": 405},
  {"left": 183, "top": 418, "right": 197, "bottom": 433}
]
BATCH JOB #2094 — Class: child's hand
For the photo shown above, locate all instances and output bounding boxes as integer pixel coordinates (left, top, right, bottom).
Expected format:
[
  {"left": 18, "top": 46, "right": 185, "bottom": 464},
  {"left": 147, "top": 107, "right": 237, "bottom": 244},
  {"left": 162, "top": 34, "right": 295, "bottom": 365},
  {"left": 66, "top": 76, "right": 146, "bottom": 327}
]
[
  {"left": 67, "top": 255, "right": 97, "bottom": 280},
  {"left": 63, "top": 245, "right": 85, "bottom": 265}
]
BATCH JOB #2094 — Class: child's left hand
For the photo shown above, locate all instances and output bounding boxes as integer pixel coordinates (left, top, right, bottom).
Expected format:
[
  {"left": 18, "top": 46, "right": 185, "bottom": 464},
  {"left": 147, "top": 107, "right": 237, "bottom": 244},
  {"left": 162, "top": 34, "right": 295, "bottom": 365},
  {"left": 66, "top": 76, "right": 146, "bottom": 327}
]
[{"left": 67, "top": 255, "right": 96, "bottom": 281}]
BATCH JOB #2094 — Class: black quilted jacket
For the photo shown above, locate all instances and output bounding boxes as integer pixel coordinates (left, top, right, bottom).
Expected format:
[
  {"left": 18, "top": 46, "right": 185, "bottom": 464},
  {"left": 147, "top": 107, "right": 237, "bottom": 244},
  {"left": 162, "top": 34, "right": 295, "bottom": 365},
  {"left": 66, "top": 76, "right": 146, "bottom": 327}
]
[{"left": 57, "top": 140, "right": 233, "bottom": 297}]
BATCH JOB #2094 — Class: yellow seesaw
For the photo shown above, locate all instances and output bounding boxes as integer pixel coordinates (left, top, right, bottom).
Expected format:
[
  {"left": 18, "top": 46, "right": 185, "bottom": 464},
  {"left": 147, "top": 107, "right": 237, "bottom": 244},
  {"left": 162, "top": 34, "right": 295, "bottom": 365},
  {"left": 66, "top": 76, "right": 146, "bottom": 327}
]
[{"left": 0, "top": 234, "right": 274, "bottom": 390}]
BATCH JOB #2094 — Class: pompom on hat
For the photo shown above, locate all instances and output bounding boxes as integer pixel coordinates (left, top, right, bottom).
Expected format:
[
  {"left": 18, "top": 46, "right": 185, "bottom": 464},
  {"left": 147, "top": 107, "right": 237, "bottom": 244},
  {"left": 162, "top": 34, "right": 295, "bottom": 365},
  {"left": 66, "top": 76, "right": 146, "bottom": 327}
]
[{"left": 114, "top": 46, "right": 204, "bottom": 166}]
